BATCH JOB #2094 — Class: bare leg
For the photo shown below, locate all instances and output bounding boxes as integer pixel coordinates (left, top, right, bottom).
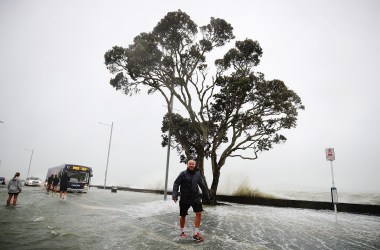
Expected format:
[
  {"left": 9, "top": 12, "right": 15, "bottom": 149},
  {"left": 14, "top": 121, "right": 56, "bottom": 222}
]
[
  {"left": 180, "top": 215, "right": 186, "bottom": 228},
  {"left": 194, "top": 212, "right": 202, "bottom": 228},
  {"left": 6, "top": 194, "right": 12, "bottom": 205},
  {"left": 12, "top": 194, "right": 18, "bottom": 206}
]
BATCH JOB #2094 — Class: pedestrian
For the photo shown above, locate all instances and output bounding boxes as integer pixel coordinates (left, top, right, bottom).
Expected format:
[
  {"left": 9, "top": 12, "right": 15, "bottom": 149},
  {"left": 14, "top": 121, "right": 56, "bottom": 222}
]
[
  {"left": 172, "top": 159, "right": 210, "bottom": 242},
  {"left": 46, "top": 174, "right": 54, "bottom": 194},
  {"left": 6, "top": 172, "right": 22, "bottom": 206},
  {"left": 59, "top": 171, "right": 70, "bottom": 200},
  {"left": 52, "top": 174, "right": 59, "bottom": 196}
]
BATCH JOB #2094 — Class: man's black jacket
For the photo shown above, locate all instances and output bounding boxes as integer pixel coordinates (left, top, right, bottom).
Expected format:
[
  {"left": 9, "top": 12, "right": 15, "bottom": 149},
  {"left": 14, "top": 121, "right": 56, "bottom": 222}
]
[{"left": 172, "top": 169, "right": 209, "bottom": 203}]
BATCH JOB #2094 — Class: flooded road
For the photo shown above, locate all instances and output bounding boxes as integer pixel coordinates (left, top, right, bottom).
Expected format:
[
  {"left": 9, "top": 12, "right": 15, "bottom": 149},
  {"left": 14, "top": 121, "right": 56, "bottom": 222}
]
[{"left": 1, "top": 186, "right": 379, "bottom": 249}]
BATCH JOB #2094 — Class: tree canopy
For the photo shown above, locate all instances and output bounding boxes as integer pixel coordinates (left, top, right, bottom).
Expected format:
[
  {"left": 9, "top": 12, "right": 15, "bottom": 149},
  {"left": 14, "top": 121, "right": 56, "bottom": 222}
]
[{"left": 105, "top": 10, "right": 304, "bottom": 203}]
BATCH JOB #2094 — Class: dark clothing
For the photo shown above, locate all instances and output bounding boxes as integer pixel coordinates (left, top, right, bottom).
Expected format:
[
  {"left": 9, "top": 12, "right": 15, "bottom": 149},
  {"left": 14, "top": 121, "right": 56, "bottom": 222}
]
[
  {"left": 172, "top": 169, "right": 209, "bottom": 204},
  {"left": 179, "top": 199, "right": 203, "bottom": 216},
  {"left": 52, "top": 177, "right": 59, "bottom": 186},
  {"left": 60, "top": 174, "right": 70, "bottom": 191},
  {"left": 47, "top": 176, "right": 53, "bottom": 185}
]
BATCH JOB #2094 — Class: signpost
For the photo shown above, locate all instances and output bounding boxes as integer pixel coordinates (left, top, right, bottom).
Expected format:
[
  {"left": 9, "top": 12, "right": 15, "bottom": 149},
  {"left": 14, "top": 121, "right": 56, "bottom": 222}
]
[{"left": 325, "top": 148, "right": 338, "bottom": 219}]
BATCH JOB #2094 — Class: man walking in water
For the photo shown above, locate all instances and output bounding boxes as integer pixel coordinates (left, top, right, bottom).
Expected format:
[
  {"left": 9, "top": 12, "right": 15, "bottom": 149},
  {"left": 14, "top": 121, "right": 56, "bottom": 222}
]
[
  {"left": 172, "top": 159, "right": 209, "bottom": 242},
  {"left": 46, "top": 174, "right": 54, "bottom": 194},
  {"left": 59, "top": 171, "right": 70, "bottom": 200},
  {"left": 52, "top": 174, "right": 59, "bottom": 196}
]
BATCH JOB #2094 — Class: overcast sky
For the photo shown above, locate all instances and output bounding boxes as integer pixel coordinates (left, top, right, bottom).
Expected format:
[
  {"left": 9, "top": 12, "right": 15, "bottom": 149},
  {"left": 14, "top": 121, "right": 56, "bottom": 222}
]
[{"left": 1, "top": 0, "right": 379, "bottom": 195}]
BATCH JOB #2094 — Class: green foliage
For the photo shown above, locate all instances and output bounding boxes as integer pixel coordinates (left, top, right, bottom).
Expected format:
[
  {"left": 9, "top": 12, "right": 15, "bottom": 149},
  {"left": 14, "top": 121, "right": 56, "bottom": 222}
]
[
  {"left": 216, "top": 39, "right": 262, "bottom": 72},
  {"left": 161, "top": 113, "right": 213, "bottom": 163},
  {"left": 153, "top": 10, "right": 197, "bottom": 49},
  {"left": 200, "top": 17, "right": 235, "bottom": 47}
]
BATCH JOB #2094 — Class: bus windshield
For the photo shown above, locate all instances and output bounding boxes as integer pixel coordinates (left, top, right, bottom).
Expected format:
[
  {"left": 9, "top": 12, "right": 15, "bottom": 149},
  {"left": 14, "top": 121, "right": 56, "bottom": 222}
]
[{"left": 67, "top": 172, "right": 89, "bottom": 183}]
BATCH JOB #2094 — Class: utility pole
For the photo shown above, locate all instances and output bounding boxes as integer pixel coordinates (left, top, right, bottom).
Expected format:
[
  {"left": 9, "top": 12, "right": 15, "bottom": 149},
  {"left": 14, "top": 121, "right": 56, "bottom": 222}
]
[
  {"left": 25, "top": 148, "right": 34, "bottom": 178},
  {"left": 99, "top": 122, "right": 113, "bottom": 189},
  {"left": 164, "top": 93, "right": 174, "bottom": 200}
]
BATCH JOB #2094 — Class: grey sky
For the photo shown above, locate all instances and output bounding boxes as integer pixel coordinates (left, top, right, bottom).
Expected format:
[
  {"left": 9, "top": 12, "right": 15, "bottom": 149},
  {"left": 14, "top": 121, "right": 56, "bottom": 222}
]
[{"left": 1, "top": 0, "right": 379, "bottom": 194}]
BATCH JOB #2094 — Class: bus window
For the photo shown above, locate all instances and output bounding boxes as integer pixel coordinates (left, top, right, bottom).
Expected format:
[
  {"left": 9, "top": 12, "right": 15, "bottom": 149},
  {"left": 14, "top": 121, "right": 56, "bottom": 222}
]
[
  {"left": 80, "top": 173, "right": 89, "bottom": 182},
  {"left": 68, "top": 172, "right": 79, "bottom": 182},
  {"left": 67, "top": 172, "right": 89, "bottom": 182}
]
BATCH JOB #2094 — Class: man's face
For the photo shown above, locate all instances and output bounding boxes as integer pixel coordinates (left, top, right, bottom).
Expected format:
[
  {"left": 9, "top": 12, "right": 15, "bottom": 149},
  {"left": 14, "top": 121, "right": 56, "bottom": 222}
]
[{"left": 187, "top": 160, "right": 196, "bottom": 171}]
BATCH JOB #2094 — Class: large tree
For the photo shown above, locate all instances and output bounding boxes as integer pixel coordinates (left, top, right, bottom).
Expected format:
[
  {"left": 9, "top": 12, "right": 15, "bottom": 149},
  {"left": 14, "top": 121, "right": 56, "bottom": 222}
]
[{"left": 105, "top": 10, "right": 304, "bottom": 203}]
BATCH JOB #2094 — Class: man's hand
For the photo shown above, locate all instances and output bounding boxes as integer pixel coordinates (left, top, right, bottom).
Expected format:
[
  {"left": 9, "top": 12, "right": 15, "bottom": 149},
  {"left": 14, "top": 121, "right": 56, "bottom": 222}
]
[{"left": 172, "top": 196, "right": 178, "bottom": 203}]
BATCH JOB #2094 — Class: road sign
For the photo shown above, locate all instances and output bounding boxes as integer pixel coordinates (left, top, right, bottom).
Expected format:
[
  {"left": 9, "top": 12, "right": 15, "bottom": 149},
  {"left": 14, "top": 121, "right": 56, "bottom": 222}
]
[{"left": 325, "top": 148, "right": 335, "bottom": 161}]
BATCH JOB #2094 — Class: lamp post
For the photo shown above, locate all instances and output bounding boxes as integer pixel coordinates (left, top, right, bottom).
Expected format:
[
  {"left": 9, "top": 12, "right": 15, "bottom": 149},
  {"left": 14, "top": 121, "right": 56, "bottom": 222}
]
[
  {"left": 24, "top": 148, "right": 34, "bottom": 178},
  {"left": 99, "top": 122, "right": 113, "bottom": 189},
  {"left": 164, "top": 93, "right": 174, "bottom": 201}
]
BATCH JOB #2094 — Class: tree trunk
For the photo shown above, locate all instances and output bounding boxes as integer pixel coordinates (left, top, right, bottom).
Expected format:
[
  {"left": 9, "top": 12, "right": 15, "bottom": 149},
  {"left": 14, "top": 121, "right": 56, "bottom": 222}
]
[
  {"left": 196, "top": 150, "right": 205, "bottom": 176},
  {"left": 208, "top": 151, "right": 220, "bottom": 205},
  {"left": 196, "top": 150, "right": 210, "bottom": 192},
  {"left": 208, "top": 149, "right": 228, "bottom": 205},
  {"left": 209, "top": 168, "right": 220, "bottom": 205}
]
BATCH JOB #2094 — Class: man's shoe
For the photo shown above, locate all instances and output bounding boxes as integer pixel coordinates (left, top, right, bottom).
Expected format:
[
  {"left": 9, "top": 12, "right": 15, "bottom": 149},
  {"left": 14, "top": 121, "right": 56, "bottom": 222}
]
[
  {"left": 193, "top": 232, "right": 204, "bottom": 242},
  {"left": 180, "top": 232, "right": 186, "bottom": 238}
]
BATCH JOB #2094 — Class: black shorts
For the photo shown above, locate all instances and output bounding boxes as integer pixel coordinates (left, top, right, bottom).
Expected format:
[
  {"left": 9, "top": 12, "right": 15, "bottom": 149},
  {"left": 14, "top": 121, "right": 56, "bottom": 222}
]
[
  {"left": 60, "top": 186, "right": 68, "bottom": 191},
  {"left": 179, "top": 200, "right": 203, "bottom": 216}
]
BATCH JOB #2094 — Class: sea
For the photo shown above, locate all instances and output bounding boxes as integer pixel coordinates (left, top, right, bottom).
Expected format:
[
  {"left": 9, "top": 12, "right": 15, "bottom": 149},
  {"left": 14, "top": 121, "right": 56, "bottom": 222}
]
[{"left": 265, "top": 190, "right": 380, "bottom": 205}]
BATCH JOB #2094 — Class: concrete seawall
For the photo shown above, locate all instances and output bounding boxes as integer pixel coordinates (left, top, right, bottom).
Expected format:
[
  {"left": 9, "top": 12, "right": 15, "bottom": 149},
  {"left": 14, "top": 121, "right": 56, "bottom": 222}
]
[
  {"left": 91, "top": 185, "right": 380, "bottom": 216},
  {"left": 216, "top": 194, "right": 380, "bottom": 216}
]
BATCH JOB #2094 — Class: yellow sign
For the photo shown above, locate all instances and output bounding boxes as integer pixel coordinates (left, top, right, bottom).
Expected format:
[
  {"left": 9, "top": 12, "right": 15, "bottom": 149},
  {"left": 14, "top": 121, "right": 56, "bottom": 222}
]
[{"left": 70, "top": 165, "right": 88, "bottom": 171}]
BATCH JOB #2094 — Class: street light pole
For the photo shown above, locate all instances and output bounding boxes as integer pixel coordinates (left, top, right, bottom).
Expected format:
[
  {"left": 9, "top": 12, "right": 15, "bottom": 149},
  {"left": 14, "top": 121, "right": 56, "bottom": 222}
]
[
  {"left": 24, "top": 148, "right": 34, "bottom": 178},
  {"left": 164, "top": 93, "right": 174, "bottom": 200},
  {"left": 99, "top": 122, "right": 113, "bottom": 189}
]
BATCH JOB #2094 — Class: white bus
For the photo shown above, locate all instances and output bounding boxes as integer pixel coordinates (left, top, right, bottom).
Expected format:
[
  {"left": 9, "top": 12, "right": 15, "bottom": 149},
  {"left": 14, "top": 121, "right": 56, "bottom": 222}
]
[{"left": 46, "top": 164, "right": 93, "bottom": 192}]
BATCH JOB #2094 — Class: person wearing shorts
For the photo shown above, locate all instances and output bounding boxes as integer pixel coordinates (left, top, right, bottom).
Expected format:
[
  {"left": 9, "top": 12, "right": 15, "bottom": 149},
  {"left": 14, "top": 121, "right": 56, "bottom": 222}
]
[
  {"left": 59, "top": 171, "right": 70, "bottom": 200},
  {"left": 52, "top": 174, "right": 59, "bottom": 196},
  {"left": 172, "top": 159, "right": 209, "bottom": 242},
  {"left": 46, "top": 174, "right": 54, "bottom": 193}
]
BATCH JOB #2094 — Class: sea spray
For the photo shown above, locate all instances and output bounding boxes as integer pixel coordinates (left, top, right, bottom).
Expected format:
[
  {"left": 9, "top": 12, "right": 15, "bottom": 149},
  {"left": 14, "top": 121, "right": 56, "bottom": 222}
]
[{"left": 232, "top": 180, "right": 277, "bottom": 199}]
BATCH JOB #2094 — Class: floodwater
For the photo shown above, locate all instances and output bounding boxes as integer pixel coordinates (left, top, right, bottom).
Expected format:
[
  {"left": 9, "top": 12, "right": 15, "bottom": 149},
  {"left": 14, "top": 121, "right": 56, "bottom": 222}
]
[{"left": 0, "top": 186, "right": 379, "bottom": 250}]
